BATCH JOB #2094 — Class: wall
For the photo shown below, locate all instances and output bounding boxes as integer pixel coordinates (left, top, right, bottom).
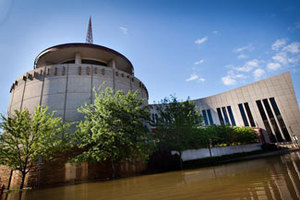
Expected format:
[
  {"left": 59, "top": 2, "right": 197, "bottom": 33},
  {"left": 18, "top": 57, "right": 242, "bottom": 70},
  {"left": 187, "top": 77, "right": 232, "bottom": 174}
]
[
  {"left": 151, "top": 72, "right": 300, "bottom": 144},
  {"left": 175, "top": 143, "right": 262, "bottom": 162},
  {"left": 8, "top": 64, "right": 148, "bottom": 122},
  {"left": 193, "top": 72, "right": 300, "bottom": 143}
]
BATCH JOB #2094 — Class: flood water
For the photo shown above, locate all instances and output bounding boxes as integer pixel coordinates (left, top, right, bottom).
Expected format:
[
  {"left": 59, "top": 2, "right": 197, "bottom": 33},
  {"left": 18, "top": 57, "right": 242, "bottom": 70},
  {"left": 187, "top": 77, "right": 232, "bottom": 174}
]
[{"left": 4, "top": 151, "right": 300, "bottom": 200}]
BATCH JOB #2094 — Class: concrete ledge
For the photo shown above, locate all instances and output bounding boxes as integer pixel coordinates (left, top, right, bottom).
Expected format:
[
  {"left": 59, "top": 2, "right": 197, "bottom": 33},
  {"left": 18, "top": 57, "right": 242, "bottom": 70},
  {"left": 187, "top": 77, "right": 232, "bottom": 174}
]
[{"left": 173, "top": 143, "right": 262, "bottom": 162}]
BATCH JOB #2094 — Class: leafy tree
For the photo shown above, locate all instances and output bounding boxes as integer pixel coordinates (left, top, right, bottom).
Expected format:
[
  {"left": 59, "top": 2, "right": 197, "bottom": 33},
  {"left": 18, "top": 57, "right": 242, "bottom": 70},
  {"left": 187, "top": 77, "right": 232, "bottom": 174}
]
[
  {"left": 0, "top": 106, "right": 68, "bottom": 189},
  {"left": 71, "top": 87, "right": 154, "bottom": 178},
  {"left": 152, "top": 96, "right": 202, "bottom": 169}
]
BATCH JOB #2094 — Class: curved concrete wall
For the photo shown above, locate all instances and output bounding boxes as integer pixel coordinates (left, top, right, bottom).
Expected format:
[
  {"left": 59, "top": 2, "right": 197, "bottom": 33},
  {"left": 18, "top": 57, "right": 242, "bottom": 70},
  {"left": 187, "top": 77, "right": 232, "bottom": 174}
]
[{"left": 8, "top": 64, "right": 148, "bottom": 122}]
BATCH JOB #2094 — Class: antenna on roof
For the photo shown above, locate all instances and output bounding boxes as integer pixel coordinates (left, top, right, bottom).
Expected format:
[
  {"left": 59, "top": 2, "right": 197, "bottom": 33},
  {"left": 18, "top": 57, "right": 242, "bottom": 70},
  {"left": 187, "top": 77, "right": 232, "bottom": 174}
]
[{"left": 86, "top": 17, "right": 93, "bottom": 44}]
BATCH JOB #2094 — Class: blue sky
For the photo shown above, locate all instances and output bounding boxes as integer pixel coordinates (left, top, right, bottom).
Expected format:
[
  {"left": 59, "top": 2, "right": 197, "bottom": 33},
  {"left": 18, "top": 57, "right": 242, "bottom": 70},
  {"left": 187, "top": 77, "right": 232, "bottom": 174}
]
[{"left": 0, "top": 0, "right": 300, "bottom": 113}]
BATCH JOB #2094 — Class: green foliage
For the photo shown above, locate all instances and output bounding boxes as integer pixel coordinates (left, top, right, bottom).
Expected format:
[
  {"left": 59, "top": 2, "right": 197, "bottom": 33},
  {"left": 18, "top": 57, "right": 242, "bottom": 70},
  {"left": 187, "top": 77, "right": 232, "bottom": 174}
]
[
  {"left": 71, "top": 87, "right": 154, "bottom": 172},
  {"left": 186, "top": 125, "right": 258, "bottom": 149},
  {"left": 0, "top": 106, "right": 68, "bottom": 189},
  {"left": 153, "top": 96, "right": 202, "bottom": 153}
]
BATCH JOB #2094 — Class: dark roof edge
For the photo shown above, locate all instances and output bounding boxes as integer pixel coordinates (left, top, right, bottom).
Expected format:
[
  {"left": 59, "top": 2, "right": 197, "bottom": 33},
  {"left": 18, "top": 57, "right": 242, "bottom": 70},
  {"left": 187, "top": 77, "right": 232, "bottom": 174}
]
[{"left": 33, "top": 43, "right": 134, "bottom": 70}]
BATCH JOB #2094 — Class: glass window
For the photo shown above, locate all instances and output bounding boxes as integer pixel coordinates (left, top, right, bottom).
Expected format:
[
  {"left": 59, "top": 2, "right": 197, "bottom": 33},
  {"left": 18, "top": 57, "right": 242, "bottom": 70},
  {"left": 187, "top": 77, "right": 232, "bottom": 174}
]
[
  {"left": 217, "top": 108, "right": 224, "bottom": 125},
  {"left": 263, "top": 99, "right": 283, "bottom": 142},
  {"left": 256, "top": 100, "right": 276, "bottom": 143},
  {"left": 244, "top": 103, "right": 256, "bottom": 127},
  {"left": 207, "top": 109, "right": 214, "bottom": 125},
  {"left": 238, "top": 104, "right": 249, "bottom": 127},
  {"left": 222, "top": 107, "right": 230, "bottom": 125},
  {"left": 154, "top": 114, "right": 158, "bottom": 124},
  {"left": 269, "top": 98, "right": 291, "bottom": 141},
  {"left": 227, "top": 106, "right": 236, "bottom": 126},
  {"left": 202, "top": 110, "right": 209, "bottom": 126}
]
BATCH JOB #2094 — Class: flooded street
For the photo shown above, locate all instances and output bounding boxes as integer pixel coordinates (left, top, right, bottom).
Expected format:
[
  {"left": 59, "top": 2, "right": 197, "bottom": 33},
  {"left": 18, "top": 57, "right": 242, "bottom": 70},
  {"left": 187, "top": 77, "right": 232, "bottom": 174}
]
[{"left": 4, "top": 151, "right": 300, "bottom": 200}]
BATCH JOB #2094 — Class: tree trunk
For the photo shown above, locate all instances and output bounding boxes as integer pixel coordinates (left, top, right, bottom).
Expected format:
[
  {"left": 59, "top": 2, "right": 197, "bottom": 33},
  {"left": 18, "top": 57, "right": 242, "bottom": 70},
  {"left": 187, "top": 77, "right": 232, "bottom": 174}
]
[
  {"left": 19, "top": 172, "right": 26, "bottom": 190},
  {"left": 7, "top": 169, "right": 13, "bottom": 190},
  {"left": 111, "top": 160, "right": 116, "bottom": 179}
]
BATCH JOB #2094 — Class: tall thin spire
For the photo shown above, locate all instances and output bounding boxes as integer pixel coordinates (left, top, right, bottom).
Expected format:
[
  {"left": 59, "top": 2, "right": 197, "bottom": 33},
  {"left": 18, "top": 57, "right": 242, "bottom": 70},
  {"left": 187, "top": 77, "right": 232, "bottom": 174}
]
[{"left": 86, "top": 17, "right": 93, "bottom": 44}]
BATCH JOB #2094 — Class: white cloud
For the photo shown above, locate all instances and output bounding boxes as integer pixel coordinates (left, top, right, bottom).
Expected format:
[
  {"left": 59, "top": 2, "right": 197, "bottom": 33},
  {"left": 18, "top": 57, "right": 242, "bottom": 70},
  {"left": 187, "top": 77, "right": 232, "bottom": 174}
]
[
  {"left": 194, "top": 59, "right": 204, "bottom": 65},
  {"left": 236, "top": 59, "right": 260, "bottom": 72},
  {"left": 119, "top": 26, "right": 128, "bottom": 34},
  {"left": 222, "top": 76, "right": 237, "bottom": 86},
  {"left": 199, "top": 78, "right": 206, "bottom": 82},
  {"left": 272, "top": 39, "right": 287, "bottom": 51},
  {"left": 267, "top": 63, "right": 281, "bottom": 71},
  {"left": 221, "top": 70, "right": 246, "bottom": 86},
  {"left": 235, "top": 74, "right": 246, "bottom": 79},
  {"left": 288, "top": 55, "right": 300, "bottom": 64},
  {"left": 195, "top": 37, "right": 208, "bottom": 45},
  {"left": 186, "top": 74, "right": 198, "bottom": 82},
  {"left": 237, "top": 54, "right": 248, "bottom": 59},
  {"left": 212, "top": 30, "right": 218, "bottom": 34},
  {"left": 283, "top": 42, "right": 300, "bottom": 53},
  {"left": 233, "top": 44, "right": 254, "bottom": 53},
  {"left": 272, "top": 52, "right": 288, "bottom": 65},
  {"left": 253, "top": 68, "right": 265, "bottom": 78},
  {"left": 186, "top": 74, "right": 205, "bottom": 82}
]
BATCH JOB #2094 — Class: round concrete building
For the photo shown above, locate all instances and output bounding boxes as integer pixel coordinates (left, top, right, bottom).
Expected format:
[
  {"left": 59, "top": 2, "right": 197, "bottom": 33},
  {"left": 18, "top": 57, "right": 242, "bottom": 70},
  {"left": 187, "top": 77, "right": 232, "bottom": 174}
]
[{"left": 8, "top": 43, "right": 148, "bottom": 122}]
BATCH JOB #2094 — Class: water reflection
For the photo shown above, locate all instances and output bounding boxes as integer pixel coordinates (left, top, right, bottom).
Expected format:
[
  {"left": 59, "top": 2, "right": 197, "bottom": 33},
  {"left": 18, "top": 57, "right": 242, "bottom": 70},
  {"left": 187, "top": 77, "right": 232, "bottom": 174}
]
[{"left": 3, "top": 152, "right": 300, "bottom": 200}]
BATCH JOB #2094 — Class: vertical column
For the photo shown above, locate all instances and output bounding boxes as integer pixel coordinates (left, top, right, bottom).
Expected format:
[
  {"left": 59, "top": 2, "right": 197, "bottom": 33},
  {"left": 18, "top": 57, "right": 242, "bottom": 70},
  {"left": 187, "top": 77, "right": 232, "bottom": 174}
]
[
  {"left": 8, "top": 85, "right": 15, "bottom": 116},
  {"left": 20, "top": 75, "right": 28, "bottom": 111},
  {"left": 39, "top": 66, "right": 47, "bottom": 106},
  {"left": 90, "top": 65, "right": 93, "bottom": 104},
  {"left": 109, "top": 59, "right": 116, "bottom": 91},
  {"left": 75, "top": 53, "right": 81, "bottom": 64},
  {"left": 63, "top": 65, "right": 69, "bottom": 123},
  {"left": 130, "top": 76, "right": 132, "bottom": 91}
]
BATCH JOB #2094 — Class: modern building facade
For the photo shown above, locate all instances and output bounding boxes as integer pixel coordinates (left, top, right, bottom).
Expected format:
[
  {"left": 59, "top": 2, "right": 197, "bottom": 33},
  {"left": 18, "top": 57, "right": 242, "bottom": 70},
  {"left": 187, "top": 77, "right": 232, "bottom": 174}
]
[
  {"left": 8, "top": 43, "right": 148, "bottom": 122},
  {"left": 8, "top": 44, "right": 300, "bottom": 144},
  {"left": 152, "top": 72, "right": 300, "bottom": 144},
  {"left": 2, "top": 21, "right": 300, "bottom": 188}
]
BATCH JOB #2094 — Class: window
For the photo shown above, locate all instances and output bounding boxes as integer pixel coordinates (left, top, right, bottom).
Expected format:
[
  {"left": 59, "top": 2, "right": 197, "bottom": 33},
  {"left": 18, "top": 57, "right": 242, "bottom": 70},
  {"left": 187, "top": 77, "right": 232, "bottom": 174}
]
[
  {"left": 151, "top": 114, "right": 155, "bottom": 122},
  {"left": 256, "top": 100, "right": 276, "bottom": 143},
  {"left": 207, "top": 109, "right": 214, "bottom": 125},
  {"left": 217, "top": 108, "right": 224, "bottom": 125},
  {"left": 154, "top": 114, "right": 158, "bottom": 124},
  {"left": 263, "top": 99, "right": 283, "bottom": 142},
  {"left": 227, "top": 106, "right": 236, "bottom": 126},
  {"left": 244, "top": 103, "right": 255, "bottom": 127},
  {"left": 222, "top": 107, "right": 230, "bottom": 125},
  {"left": 269, "top": 98, "right": 291, "bottom": 141},
  {"left": 202, "top": 110, "right": 209, "bottom": 126},
  {"left": 238, "top": 104, "right": 249, "bottom": 127}
]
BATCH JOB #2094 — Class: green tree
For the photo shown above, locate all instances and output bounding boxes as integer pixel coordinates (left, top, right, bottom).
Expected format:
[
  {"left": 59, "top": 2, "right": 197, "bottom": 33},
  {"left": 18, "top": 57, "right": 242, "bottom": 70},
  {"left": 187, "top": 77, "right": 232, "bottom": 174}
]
[
  {"left": 71, "top": 87, "right": 154, "bottom": 178},
  {"left": 153, "top": 96, "right": 202, "bottom": 169},
  {"left": 0, "top": 106, "right": 68, "bottom": 189}
]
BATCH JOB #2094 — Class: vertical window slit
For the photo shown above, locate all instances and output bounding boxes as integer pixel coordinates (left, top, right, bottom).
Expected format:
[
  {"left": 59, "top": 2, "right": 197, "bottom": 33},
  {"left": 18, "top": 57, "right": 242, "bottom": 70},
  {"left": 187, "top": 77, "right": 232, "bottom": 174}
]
[{"left": 238, "top": 103, "right": 249, "bottom": 127}]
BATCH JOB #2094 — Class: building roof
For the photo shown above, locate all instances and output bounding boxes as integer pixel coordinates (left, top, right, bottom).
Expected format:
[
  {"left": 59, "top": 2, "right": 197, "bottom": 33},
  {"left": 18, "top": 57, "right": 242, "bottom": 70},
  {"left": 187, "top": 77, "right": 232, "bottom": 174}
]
[{"left": 34, "top": 43, "right": 134, "bottom": 75}]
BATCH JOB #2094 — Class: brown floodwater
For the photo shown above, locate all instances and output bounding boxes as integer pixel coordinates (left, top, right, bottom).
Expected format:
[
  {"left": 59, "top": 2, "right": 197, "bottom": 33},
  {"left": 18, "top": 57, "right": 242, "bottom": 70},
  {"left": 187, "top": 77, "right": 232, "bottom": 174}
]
[{"left": 3, "top": 151, "right": 300, "bottom": 200}]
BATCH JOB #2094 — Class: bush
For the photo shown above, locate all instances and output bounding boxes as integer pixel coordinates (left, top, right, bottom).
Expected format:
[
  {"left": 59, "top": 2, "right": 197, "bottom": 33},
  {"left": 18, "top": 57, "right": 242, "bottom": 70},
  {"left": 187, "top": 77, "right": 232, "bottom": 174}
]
[{"left": 182, "top": 125, "right": 258, "bottom": 150}]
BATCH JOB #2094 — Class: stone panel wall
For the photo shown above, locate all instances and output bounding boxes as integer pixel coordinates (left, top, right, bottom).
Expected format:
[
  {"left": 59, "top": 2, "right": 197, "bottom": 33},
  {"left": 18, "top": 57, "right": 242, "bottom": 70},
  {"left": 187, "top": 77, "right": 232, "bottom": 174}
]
[{"left": 8, "top": 64, "right": 148, "bottom": 122}]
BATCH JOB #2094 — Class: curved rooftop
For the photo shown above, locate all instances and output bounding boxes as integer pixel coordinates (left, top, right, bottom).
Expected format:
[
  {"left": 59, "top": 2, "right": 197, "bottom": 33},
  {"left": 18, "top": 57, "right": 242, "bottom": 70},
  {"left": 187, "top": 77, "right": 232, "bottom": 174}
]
[{"left": 34, "top": 43, "right": 134, "bottom": 75}]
